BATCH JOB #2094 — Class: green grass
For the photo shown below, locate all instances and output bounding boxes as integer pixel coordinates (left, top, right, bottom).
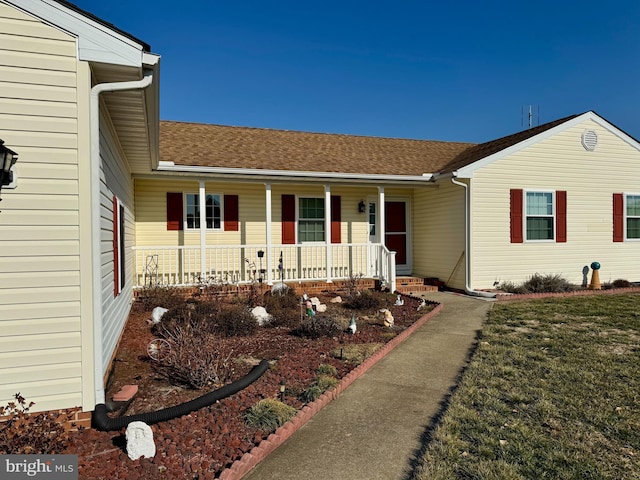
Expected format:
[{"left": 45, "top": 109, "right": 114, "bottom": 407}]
[{"left": 416, "top": 294, "right": 640, "bottom": 480}]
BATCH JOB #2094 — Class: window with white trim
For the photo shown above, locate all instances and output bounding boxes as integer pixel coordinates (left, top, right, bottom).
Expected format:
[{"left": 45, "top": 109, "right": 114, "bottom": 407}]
[
  {"left": 298, "top": 197, "right": 325, "bottom": 242},
  {"left": 185, "top": 193, "right": 221, "bottom": 229},
  {"left": 627, "top": 194, "right": 640, "bottom": 239},
  {"left": 526, "top": 191, "right": 554, "bottom": 240}
]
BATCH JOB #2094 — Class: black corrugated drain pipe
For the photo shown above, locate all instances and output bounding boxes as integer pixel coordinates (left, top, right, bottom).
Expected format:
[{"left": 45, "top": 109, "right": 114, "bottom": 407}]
[{"left": 93, "top": 359, "right": 270, "bottom": 431}]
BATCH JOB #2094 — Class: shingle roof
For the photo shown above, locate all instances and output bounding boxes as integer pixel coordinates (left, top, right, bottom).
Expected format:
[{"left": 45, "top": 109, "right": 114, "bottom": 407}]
[
  {"left": 160, "top": 122, "right": 473, "bottom": 176},
  {"left": 159, "top": 114, "right": 582, "bottom": 177}
]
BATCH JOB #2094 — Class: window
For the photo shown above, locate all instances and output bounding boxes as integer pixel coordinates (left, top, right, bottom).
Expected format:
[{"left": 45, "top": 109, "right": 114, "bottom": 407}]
[
  {"left": 368, "top": 202, "right": 376, "bottom": 237},
  {"left": 626, "top": 194, "right": 640, "bottom": 239},
  {"left": 526, "top": 191, "right": 554, "bottom": 240},
  {"left": 298, "top": 197, "right": 325, "bottom": 242},
  {"left": 113, "top": 196, "right": 126, "bottom": 296},
  {"left": 185, "top": 193, "right": 221, "bottom": 229}
]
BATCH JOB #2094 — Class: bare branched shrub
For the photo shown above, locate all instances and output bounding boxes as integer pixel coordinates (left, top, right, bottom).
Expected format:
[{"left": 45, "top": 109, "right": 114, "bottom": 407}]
[
  {"left": 215, "top": 305, "right": 258, "bottom": 337},
  {"left": 0, "top": 394, "right": 75, "bottom": 454},
  {"left": 135, "top": 285, "right": 185, "bottom": 312},
  {"left": 499, "top": 273, "right": 575, "bottom": 294},
  {"left": 343, "top": 289, "right": 383, "bottom": 310},
  {"left": 154, "top": 325, "right": 235, "bottom": 390}
]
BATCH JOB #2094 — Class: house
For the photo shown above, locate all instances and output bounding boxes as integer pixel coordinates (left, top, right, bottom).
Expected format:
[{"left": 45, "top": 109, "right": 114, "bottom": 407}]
[
  {"left": 0, "top": 0, "right": 160, "bottom": 420},
  {"left": 2, "top": 1, "right": 639, "bottom": 421}
]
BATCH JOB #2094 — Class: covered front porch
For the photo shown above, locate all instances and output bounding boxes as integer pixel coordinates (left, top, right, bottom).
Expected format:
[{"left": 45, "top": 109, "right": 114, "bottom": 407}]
[{"left": 133, "top": 242, "right": 396, "bottom": 291}]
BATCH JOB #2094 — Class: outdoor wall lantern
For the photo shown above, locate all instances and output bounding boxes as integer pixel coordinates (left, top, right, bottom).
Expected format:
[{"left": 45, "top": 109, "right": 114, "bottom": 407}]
[
  {"left": 358, "top": 199, "right": 366, "bottom": 213},
  {"left": 0, "top": 138, "right": 18, "bottom": 203}
]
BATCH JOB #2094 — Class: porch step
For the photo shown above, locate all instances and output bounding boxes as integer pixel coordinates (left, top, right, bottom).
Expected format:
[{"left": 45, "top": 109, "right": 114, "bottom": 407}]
[{"left": 395, "top": 277, "right": 440, "bottom": 294}]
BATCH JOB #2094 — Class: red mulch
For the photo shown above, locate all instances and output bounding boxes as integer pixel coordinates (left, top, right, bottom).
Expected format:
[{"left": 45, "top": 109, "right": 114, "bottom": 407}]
[{"left": 67, "top": 292, "right": 429, "bottom": 479}]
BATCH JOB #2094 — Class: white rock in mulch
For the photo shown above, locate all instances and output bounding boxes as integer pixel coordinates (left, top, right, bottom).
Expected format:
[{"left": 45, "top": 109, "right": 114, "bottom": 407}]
[
  {"left": 151, "top": 306, "right": 169, "bottom": 324},
  {"left": 126, "top": 421, "right": 156, "bottom": 460},
  {"left": 310, "top": 297, "right": 321, "bottom": 307},
  {"left": 330, "top": 296, "right": 343, "bottom": 303},
  {"left": 251, "top": 306, "right": 271, "bottom": 326},
  {"left": 309, "top": 297, "right": 327, "bottom": 312},
  {"left": 316, "top": 304, "right": 327, "bottom": 313}
]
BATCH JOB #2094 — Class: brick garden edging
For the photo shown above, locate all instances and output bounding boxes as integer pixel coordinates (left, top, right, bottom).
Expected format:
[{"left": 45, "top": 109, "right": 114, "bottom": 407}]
[
  {"left": 218, "top": 301, "right": 444, "bottom": 480},
  {"left": 495, "top": 286, "right": 640, "bottom": 301}
]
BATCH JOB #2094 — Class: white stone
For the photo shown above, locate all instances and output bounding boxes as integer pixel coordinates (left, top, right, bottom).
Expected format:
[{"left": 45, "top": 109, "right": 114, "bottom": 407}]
[
  {"left": 310, "top": 297, "right": 321, "bottom": 307},
  {"left": 330, "top": 296, "right": 342, "bottom": 303},
  {"left": 126, "top": 421, "right": 156, "bottom": 460},
  {"left": 251, "top": 306, "right": 271, "bottom": 326},
  {"left": 151, "top": 306, "right": 169, "bottom": 324},
  {"left": 316, "top": 304, "right": 327, "bottom": 313}
]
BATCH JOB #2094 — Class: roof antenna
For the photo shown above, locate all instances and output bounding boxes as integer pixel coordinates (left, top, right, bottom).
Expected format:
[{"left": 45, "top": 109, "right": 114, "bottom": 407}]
[{"left": 521, "top": 105, "right": 540, "bottom": 129}]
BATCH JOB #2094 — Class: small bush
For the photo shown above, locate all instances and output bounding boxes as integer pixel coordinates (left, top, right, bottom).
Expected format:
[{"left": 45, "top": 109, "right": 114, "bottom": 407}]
[
  {"left": 215, "top": 305, "right": 258, "bottom": 337},
  {"left": 0, "top": 394, "right": 74, "bottom": 454},
  {"left": 136, "top": 285, "right": 185, "bottom": 312},
  {"left": 300, "top": 375, "right": 339, "bottom": 403},
  {"left": 263, "top": 289, "right": 300, "bottom": 328},
  {"left": 244, "top": 399, "right": 297, "bottom": 433},
  {"left": 343, "top": 290, "right": 382, "bottom": 310},
  {"left": 612, "top": 278, "right": 632, "bottom": 289},
  {"left": 293, "top": 316, "right": 342, "bottom": 339},
  {"left": 316, "top": 364, "right": 338, "bottom": 376},
  {"left": 154, "top": 325, "right": 236, "bottom": 389},
  {"left": 499, "top": 273, "right": 575, "bottom": 294}
]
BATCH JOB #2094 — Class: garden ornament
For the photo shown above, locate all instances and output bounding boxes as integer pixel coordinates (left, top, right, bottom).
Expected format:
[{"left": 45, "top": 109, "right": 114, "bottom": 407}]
[
  {"left": 589, "top": 261, "right": 601, "bottom": 290},
  {"left": 126, "top": 421, "right": 156, "bottom": 460},
  {"left": 348, "top": 315, "right": 357, "bottom": 334},
  {"left": 395, "top": 294, "right": 404, "bottom": 306},
  {"left": 383, "top": 309, "right": 394, "bottom": 328},
  {"left": 305, "top": 299, "right": 315, "bottom": 317}
]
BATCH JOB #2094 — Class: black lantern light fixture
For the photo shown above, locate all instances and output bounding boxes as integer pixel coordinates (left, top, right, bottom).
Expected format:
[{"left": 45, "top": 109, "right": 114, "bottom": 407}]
[
  {"left": 358, "top": 199, "right": 365, "bottom": 213},
  {"left": 0, "top": 138, "right": 18, "bottom": 202}
]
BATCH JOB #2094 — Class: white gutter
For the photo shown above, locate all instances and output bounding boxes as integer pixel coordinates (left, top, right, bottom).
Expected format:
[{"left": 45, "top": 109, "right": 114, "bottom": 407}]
[
  {"left": 157, "top": 163, "right": 434, "bottom": 183},
  {"left": 90, "top": 71, "right": 154, "bottom": 405},
  {"left": 450, "top": 174, "right": 496, "bottom": 298}
]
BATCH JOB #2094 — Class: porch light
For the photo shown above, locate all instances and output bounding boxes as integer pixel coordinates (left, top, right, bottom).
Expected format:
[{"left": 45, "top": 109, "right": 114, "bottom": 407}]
[
  {"left": 0, "top": 138, "right": 18, "bottom": 202},
  {"left": 358, "top": 199, "right": 365, "bottom": 213}
]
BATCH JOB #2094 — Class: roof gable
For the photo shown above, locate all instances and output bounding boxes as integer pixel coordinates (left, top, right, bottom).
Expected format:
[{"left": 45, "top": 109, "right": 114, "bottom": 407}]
[
  {"left": 451, "top": 111, "right": 640, "bottom": 178},
  {"left": 5, "top": 0, "right": 150, "bottom": 66}
]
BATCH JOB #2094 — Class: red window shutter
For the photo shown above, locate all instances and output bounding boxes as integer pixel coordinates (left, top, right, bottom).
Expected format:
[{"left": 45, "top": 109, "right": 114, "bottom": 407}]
[
  {"left": 510, "top": 189, "right": 523, "bottom": 243},
  {"left": 282, "top": 194, "right": 296, "bottom": 244},
  {"left": 113, "top": 196, "right": 120, "bottom": 297},
  {"left": 166, "top": 192, "right": 183, "bottom": 231},
  {"left": 331, "top": 195, "right": 341, "bottom": 244},
  {"left": 224, "top": 194, "right": 239, "bottom": 231},
  {"left": 556, "top": 190, "right": 567, "bottom": 243},
  {"left": 613, "top": 193, "right": 624, "bottom": 242}
]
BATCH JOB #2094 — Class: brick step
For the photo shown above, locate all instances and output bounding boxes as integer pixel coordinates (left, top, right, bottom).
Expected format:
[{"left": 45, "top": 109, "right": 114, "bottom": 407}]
[
  {"left": 396, "top": 284, "right": 438, "bottom": 294},
  {"left": 396, "top": 277, "right": 427, "bottom": 286}
]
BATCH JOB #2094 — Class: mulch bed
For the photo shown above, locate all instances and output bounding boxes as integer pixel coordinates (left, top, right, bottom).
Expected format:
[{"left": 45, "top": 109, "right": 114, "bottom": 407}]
[{"left": 67, "top": 292, "right": 432, "bottom": 479}]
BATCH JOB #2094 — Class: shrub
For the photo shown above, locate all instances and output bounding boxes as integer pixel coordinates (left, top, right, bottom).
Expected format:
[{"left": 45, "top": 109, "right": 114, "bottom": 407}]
[
  {"left": 136, "top": 285, "right": 185, "bottom": 312},
  {"left": 499, "top": 274, "right": 575, "bottom": 294},
  {"left": 612, "top": 278, "right": 632, "bottom": 289},
  {"left": 316, "top": 364, "right": 338, "bottom": 376},
  {"left": 244, "top": 399, "right": 297, "bottom": 433},
  {"left": 263, "top": 289, "right": 300, "bottom": 328},
  {"left": 214, "top": 305, "right": 258, "bottom": 337},
  {"left": 0, "top": 394, "right": 74, "bottom": 454},
  {"left": 293, "top": 316, "right": 342, "bottom": 339},
  {"left": 153, "top": 325, "right": 236, "bottom": 389},
  {"left": 343, "top": 289, "right": 382, "bottom": 310},
  {"left": 301, "top": 374, "right": 339, "bottom": 403}
]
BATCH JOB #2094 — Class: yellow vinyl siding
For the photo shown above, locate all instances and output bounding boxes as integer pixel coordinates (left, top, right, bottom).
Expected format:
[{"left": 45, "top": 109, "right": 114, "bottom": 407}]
[
  {"left": 413, "top": 181, "right": 466, "bottom": 289},
  {"left": 0, "top": 2, "right": 83, "bottom": 411},
  {"left": 470, "top": 119, "right": 640, "bottom": 289}
]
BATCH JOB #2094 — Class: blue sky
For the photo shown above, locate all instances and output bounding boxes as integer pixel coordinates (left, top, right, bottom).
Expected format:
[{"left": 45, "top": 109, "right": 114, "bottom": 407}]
[{"left": 72, "top": 0, "right": 639, "bottom": 143}]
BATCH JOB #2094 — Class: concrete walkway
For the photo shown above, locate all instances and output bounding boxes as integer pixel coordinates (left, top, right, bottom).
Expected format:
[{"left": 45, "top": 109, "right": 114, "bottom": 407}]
[{"left": 243, "top": 291, "right": 494, "bottom": 480}]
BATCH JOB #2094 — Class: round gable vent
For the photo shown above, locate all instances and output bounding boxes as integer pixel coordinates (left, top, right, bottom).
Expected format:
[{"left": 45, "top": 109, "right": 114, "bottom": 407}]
[{"left": 581, "top": 130, "right": 598, "bottom": 151}]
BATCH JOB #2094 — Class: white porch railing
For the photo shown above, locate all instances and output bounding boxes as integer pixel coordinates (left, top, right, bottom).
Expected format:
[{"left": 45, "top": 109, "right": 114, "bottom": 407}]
[{"left": 133, "top": 243, "right": 396, "bottom": 292}]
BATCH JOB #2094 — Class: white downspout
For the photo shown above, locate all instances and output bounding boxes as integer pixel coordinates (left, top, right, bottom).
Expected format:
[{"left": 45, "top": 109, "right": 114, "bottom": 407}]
[
  {"left": 265, "top": 183, "right": 273, "bottom": 285},
  {"left": 451, "top": 174, "right": 496, "bottom": 298},
  {"left": 90, "top": 71, "right": 154, "bottom": 405},
  {"left": 199, "top": 180, "right": 206, "bottom": 279}
]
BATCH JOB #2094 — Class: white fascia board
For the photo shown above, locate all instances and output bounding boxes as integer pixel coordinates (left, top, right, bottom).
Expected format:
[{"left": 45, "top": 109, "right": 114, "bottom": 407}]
[
  {"left": 156, "top": 164, "right": 434, "bottom": 184},
  {"left": 455, "top": 111, "right": 640, "bottom": 179},
  {"left": 6, "top": 0, "right": 146, "bottom": 67}
]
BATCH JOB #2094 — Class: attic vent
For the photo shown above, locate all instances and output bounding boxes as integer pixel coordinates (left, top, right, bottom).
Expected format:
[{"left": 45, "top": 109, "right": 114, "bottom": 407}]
[{"left": 581, "top": 130, "right": 598, "bottom": 151}]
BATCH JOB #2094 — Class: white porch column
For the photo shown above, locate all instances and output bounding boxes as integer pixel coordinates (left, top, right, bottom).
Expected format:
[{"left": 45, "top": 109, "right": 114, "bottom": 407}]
[
  {"left": 265, "top": 183, "right": 273, "bottom": 285},
  {"left": 325, "top": 184, "right": 332, "bottom": 283},
  {"left": 199, "top": 181, "right": 206, "bottom": 279},
  {"left": 378, "top": 186, "right": 386, "bottom": 283}
]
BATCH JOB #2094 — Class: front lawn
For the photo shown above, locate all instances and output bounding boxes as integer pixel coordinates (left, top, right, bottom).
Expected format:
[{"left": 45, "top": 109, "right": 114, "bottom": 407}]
[{"left": 416, "top": 294, "right": 640, "bottom": 479}]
